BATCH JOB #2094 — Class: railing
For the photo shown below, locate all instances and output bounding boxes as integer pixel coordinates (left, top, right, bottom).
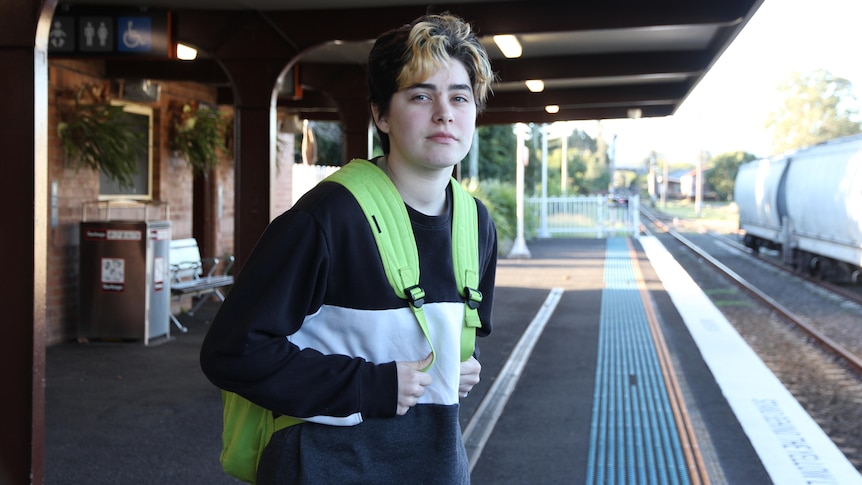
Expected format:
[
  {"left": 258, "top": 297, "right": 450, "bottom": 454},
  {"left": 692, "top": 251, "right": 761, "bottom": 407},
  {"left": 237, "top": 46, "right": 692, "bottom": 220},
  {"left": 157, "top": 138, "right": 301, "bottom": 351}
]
[
  {"left": 292, "top": 165, "right": 640, "bottom": 239},
  {"left": 292, "top": 164, "right": 340, "bottom": 205},
  {"left": 526, "top": 194, "right": 640, "bottom": 238}
]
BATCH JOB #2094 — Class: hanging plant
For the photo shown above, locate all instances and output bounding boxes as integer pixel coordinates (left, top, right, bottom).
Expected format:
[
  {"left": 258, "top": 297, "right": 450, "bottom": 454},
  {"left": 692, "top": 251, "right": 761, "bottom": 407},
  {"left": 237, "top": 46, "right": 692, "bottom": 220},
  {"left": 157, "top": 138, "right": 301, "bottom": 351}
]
[
  {"left": 170, "top": 100, "right": 228, "bottom": 174},
  {"left": 57, "top": 83, "right": 144, "bottom": 187}
]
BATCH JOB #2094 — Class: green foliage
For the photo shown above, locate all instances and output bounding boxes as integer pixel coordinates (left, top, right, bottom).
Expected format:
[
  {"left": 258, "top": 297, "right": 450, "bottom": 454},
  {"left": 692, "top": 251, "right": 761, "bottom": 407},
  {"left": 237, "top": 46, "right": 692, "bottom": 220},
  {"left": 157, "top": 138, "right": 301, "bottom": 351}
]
[
  {"left": 476, "top": 124, "right": 516, "bottom": 181},
  {"left": 707, "top": 151, "right": 756, "bottom": 201},
  {"left": 295, "top": 120, "right": 343, "bottom": 166},
  {"left": 172, "top": 103, "right": 228, "bottom": 174},
  {"left": 474, "top": 124, "right": 604, "bottom": 196},
  {"left": 582, "top": 128, "right": 608, "bottom": 194},
  {"left": 312, "top": 121, "right": 344, "bottom": 166},
  {"left": 58, "top": 99, "right": 144, "bottom": 188},
  {"left": 463, "top": 178, "right": 537, "bottom": 255},
  {"left": 766, "top": 69, "right": 862, "bottom": 153}
]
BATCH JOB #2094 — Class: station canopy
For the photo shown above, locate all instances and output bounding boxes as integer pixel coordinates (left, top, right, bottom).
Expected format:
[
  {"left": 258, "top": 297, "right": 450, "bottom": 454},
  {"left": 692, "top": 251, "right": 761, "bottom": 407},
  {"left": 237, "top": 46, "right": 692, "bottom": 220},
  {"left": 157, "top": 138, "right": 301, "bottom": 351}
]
[{"left": 72, "top": 0, "right": 763, "bottom": 125}]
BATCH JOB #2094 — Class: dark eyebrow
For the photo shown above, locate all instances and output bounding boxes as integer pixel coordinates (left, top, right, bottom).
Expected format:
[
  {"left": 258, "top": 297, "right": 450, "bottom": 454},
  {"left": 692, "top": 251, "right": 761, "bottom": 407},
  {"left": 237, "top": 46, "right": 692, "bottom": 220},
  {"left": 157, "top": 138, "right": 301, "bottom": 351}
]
[{"left": 407, "top": 82, "right": 472, "bottom": 92}]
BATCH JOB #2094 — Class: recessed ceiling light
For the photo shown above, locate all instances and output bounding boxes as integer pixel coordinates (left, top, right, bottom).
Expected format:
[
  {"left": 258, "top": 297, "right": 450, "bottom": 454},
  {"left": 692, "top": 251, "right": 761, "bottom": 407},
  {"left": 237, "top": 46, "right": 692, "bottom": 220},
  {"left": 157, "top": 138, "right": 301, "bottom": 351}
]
[
  {"left": 525, "top": 80, "right": 544, "bottom": 92},
  {"left": 493, "top": 35, "right": 522, "bottom": 58},
  {"left": 545, "top": 105, "right": 560, "bottom": 114}
]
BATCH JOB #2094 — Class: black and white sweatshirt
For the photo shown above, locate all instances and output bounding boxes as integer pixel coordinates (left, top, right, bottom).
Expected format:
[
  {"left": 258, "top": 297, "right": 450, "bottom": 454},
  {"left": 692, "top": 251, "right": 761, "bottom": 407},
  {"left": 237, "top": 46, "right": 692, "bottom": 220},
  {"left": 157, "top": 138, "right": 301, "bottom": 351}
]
[{"left": 200, "top": 165, "right": 497, "bottom": 483}]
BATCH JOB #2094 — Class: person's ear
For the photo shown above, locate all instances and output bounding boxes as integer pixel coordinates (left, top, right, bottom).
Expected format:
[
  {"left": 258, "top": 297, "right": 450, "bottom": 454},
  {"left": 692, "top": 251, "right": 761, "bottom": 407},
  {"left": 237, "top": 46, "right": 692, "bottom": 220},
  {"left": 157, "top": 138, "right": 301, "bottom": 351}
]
[{"left": 371, "top": 104, "right": 390, "bottom": 134}]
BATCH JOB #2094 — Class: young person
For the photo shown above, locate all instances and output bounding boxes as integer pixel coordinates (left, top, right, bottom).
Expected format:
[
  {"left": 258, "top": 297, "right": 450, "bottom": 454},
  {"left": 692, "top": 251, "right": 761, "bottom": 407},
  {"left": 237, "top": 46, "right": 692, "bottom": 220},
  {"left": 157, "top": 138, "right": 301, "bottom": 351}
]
[{"left": 200, "top": 13, "right": 497, "bottom": 484}]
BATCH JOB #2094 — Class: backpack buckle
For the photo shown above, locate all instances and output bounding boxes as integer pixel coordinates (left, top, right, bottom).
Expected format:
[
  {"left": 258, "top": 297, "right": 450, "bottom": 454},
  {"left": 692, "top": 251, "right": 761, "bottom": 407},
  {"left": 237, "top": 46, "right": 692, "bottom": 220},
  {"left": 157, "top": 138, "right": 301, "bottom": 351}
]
[
  {"left": 464, "top": 287, "right": 482, "bottom": 310},
  {"left": 405, "top": 285, "right": 425, "bottom": 308}
]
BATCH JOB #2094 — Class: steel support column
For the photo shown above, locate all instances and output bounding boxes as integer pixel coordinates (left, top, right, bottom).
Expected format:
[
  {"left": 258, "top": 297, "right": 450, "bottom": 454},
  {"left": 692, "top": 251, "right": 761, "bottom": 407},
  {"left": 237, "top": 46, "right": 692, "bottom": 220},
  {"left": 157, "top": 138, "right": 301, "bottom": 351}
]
[{"left": 0, "top": 0, "right": 56, "bottom": 482}]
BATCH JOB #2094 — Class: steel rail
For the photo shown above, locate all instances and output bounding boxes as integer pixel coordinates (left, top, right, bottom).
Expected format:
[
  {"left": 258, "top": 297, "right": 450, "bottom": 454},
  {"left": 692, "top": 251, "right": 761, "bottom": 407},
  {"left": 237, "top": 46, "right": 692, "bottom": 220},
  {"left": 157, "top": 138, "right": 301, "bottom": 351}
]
[
  {"left": 642, "top": 209, "right": 862, "bottom": 377},
  {"left": 712, "top": 233, "right": 862, "bottom": 308}
]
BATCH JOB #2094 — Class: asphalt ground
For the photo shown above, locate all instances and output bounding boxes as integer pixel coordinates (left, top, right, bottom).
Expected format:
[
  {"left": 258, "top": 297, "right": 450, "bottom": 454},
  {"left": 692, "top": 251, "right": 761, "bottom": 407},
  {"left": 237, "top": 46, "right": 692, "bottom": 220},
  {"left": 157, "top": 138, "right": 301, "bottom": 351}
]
[{"left": 45, "top": 238, "right": 768, "bottom": 484}]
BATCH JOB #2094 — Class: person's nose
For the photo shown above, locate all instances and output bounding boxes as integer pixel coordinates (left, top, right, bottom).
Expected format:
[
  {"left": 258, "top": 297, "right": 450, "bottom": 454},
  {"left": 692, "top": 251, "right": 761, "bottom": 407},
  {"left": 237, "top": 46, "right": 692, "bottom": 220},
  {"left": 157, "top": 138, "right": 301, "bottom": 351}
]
[{"left": 434, "top": 100, "right": 454, "bottom": 124}]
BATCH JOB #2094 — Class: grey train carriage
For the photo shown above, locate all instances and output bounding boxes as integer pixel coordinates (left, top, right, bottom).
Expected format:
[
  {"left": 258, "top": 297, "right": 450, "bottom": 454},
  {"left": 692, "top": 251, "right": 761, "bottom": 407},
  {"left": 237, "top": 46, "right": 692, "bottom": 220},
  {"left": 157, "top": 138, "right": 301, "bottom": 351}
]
[{"left": 734, "top": 134, "right": 862, "bottom": 283}]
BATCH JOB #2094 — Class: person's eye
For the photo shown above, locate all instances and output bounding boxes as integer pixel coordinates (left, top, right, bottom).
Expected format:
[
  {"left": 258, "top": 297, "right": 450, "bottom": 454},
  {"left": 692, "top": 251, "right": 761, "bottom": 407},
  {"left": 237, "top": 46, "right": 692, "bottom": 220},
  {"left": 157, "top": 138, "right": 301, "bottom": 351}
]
[
  {"left": 412, "top": 93, "right": 430, "bottom": 101},
  {"left": 453, "top": 93, "right": 472, "bottom": 104}
]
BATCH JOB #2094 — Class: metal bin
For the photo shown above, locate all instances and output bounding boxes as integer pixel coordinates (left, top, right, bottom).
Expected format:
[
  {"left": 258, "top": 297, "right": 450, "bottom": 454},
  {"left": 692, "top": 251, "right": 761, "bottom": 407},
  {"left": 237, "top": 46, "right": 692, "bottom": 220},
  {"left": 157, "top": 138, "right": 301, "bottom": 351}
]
[{"left": 79, "top": 217, "right": 171, "bottom": 345}]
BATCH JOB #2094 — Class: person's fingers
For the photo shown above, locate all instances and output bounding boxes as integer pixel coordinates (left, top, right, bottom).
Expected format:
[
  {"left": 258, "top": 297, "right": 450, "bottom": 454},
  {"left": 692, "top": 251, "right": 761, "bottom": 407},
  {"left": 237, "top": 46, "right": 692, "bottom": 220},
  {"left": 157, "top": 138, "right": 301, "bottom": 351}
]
[
  {"left": 459, "top": 357, "right": 481, "bottom": 398},
  {"left": 395, "top": 352, "right": 435, "bottom": 415},
  {"left": 416, "top": 351, "right": 434, "bottom": 370}
]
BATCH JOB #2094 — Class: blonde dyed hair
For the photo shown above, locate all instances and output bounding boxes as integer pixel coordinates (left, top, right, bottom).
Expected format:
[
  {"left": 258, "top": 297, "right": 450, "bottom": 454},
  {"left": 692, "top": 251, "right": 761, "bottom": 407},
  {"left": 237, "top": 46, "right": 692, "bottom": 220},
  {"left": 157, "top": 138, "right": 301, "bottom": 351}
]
[
  {"left": 397, "top": 15, "right": 494, "bottom": 108},
  {"left": 368, "top": 13, "right": 496, "bottom": 153}
]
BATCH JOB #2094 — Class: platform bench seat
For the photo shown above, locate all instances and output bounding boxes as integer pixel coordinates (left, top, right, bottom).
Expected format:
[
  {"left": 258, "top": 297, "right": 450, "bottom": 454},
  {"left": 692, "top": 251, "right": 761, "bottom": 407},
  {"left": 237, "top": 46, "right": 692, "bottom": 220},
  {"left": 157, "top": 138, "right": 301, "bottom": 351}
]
[{"left": 169, "top": 238, "right": 234, "bottom": 332}]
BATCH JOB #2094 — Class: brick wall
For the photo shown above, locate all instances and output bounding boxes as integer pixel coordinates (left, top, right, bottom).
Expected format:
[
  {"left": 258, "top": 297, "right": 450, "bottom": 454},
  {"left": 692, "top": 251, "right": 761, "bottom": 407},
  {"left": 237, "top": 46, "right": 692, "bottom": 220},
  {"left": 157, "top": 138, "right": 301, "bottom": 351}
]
[{"left": 47, "top": 59, "right": 236, "bottom": 345}]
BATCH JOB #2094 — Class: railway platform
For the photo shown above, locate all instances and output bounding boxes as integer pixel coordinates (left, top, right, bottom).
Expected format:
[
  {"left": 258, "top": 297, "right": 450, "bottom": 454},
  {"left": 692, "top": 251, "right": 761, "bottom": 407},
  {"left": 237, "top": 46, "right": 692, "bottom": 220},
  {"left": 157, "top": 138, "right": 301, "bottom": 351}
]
[{"left": 45, "top": 237, "right": 862, "bottom": 484}]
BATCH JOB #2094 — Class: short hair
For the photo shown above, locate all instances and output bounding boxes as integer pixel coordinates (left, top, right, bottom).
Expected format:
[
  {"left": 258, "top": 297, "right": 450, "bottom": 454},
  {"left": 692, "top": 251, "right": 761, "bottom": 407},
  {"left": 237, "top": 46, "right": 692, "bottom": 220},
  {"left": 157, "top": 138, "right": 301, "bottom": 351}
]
[{"left": 367, "top": 13, "right": 495, "bottom": 153}]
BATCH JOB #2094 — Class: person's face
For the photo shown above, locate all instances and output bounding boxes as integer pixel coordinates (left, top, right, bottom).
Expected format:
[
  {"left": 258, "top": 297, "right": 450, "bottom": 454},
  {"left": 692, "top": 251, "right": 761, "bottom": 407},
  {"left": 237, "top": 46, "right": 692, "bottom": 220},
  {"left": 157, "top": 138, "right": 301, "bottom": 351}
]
[{"left": 375, "top": 58, "right": 477, "bottom": 171}]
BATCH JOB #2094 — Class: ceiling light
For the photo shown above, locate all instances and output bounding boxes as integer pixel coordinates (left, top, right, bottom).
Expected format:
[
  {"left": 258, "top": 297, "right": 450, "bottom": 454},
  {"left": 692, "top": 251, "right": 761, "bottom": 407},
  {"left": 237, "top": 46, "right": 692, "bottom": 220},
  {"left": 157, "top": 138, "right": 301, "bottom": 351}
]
[
  {"left": 545, "top": 105, "right": 560, "bottom": 114},
  {"left": 525, "top": 80, "right": 544, "bottom": 93},
  {"left": 493, "top": 35, "right": 522, "bottom": 58},
  {"left": 627, "top": 108, "right": 643, "bottom": 119},
  {"left": 176, "top": 43, "right": 198, "bottom": 61}
]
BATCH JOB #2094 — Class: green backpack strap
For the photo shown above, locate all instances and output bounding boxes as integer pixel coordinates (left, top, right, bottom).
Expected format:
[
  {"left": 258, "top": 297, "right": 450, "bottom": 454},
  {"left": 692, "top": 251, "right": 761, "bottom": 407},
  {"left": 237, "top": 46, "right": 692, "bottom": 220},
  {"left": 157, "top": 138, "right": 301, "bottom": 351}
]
[
  {"left": 325, "top": 160, "right": 435, "bottom": 370},
  {"left": 450, "top": 179, "right": 481, "bottom": 362},
  {"left": 325, "top": 159, "right": 481, "bottom": 365}
]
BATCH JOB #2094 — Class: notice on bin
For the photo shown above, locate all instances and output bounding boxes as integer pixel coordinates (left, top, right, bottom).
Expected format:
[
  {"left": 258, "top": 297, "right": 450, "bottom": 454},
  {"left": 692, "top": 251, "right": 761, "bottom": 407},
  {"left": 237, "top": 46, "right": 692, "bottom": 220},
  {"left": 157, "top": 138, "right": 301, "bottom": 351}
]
[
  {"left": 83, "top": 229, "right": 142, "bottom": 241},
  {"left": 153, "top": 256, "right": 165, "bottom": 292},
  {"left": 101, "top": 257, "right": 126, "bottom": 292}
]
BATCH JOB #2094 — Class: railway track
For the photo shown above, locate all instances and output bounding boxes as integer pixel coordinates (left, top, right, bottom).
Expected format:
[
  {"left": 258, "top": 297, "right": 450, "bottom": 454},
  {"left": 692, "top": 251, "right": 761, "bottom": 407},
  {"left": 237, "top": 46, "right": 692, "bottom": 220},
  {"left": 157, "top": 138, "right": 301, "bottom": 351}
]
[
  {"left": 641, "top": 209, "right": 862, "bottom": 376},
  {"left": 715, "top": 232, "right": 862, "bottom": 308},
  {"left": 640, "top": 207, "right": 862, "bottom": 471}
]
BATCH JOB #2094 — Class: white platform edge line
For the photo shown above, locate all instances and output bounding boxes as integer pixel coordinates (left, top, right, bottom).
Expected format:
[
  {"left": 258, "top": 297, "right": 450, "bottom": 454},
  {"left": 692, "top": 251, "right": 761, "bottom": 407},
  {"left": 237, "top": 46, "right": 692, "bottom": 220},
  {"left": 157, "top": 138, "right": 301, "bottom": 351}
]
[
  {"left": 640, "top": 235, "right": 862, "bottom": 485},
  {"left": 463, "top": 287, "right": 565, "bottom": 471}
]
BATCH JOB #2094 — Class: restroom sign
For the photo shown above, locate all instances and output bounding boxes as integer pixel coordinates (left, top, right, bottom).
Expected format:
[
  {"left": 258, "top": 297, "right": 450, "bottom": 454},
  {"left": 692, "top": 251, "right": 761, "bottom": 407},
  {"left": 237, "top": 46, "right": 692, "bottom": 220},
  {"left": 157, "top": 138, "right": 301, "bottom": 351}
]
[
  {"left": 79, "top": 16, "right": 113, "bottom": 53},
  {"left": 49, "top": 16, "right": 75, "bottom": 52},
  {"left": 48, "top": 7, "right": 171, "bottom": 58},
  {"left": 117, "top": 16, "right": 152, "bottom": 53}
]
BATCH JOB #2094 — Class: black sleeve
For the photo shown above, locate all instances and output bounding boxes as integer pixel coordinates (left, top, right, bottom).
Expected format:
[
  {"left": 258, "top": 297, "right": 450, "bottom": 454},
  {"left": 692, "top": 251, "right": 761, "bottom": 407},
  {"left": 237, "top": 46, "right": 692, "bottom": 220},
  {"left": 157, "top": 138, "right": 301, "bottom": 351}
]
[{"left": 199, "top": 193, "right": 398, "bottom": 420}]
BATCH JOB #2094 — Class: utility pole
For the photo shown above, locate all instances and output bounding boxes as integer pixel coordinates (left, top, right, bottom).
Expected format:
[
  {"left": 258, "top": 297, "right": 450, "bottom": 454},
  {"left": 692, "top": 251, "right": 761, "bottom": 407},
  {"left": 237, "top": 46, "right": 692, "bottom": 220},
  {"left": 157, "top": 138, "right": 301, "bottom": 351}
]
[
  {"left": 560, "top": 124, "right": 568, "bottom": 196},
  {"left": 468, "top": 131, "right": 479, "bottom": 180},
  {"left": 508, "top": 124, "right": 531, "bottom": 258},
  {"left": 538, "top": 124, "right": 550, "bottom": 238},
  {"left": 608, "top": 134, "right": 617, "bottom": 196},
  {"left": 696, "top": 149, "right": 705, "bottom": 217}
]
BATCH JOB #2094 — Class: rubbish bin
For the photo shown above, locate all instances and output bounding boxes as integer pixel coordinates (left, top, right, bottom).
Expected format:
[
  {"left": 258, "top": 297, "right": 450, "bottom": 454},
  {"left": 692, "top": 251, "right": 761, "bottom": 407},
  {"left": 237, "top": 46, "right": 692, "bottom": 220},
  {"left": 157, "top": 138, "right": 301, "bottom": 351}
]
[{"left": 79, "top": 216, "right": 171, "bottom": 345}]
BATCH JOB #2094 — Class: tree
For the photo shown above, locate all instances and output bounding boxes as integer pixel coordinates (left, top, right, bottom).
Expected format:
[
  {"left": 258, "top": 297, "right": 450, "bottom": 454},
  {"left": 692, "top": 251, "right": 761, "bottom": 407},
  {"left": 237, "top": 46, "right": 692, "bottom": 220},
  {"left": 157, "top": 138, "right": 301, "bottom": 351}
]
[
  {"left": 581, "top": 128, "right": 609, "bottom": 194},
  {"left": 311, "top": 121, "right": 344, "bottom": 166},
  {"left": 707, "top": 151, "right": 756, "bottom": 201},
  {"left": 475, "top": 124, "right": 516, "bottom": 181},
  {"left": 765, "top": 69, "right": 862, "bottom": 153}
]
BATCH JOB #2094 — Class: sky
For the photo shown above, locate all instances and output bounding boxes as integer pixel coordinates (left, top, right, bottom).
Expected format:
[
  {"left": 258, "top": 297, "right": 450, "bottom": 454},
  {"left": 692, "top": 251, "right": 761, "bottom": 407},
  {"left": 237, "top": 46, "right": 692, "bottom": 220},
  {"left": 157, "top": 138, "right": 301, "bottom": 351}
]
[{"left": 568, "top": 0, "right": 862, "bottom": 168}]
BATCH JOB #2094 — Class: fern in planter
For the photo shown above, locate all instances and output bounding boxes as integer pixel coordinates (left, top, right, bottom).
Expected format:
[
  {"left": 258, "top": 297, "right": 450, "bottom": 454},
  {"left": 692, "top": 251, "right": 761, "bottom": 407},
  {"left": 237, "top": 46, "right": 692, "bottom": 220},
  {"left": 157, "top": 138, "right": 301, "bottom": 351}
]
[
  {"left": 171, "top": 101, "right": 228, "bottom": 174},
  {"left": 57, "top": 84, "right": 144, "bottom": 187}
]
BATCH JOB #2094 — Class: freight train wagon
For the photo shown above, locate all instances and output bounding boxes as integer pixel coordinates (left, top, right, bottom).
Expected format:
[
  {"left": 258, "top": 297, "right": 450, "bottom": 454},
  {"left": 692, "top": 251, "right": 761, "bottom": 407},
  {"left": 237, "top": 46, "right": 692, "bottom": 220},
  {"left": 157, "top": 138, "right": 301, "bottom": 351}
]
[{"left": 734, "top": 134, "right": 862, "bottom": 283}]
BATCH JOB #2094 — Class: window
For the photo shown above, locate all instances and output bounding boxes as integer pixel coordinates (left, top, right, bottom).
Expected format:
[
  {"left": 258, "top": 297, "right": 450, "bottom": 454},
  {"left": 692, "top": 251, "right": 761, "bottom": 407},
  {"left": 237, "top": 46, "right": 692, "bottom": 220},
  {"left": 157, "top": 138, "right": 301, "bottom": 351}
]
[{"left": 99, "top": 103, "right": 153, "bottom": 199}]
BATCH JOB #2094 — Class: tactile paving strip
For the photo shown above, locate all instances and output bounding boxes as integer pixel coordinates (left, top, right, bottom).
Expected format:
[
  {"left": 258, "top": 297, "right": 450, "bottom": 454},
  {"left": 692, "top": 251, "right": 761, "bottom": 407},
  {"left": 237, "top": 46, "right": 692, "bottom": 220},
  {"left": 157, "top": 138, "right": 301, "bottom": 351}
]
[{"left": 585, "top": 238, "right": 691, "bottom": 485}]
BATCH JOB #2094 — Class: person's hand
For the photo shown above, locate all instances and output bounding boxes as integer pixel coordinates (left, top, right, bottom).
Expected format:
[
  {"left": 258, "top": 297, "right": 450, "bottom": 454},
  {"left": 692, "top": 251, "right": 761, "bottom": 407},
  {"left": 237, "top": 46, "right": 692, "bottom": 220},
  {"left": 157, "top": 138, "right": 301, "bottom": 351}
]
[
  {"left": 395, "top": 352, "right": 434, "bottom": 415},
  {"left": 459, "top": 356, "right": 481, "bottom": 399}
]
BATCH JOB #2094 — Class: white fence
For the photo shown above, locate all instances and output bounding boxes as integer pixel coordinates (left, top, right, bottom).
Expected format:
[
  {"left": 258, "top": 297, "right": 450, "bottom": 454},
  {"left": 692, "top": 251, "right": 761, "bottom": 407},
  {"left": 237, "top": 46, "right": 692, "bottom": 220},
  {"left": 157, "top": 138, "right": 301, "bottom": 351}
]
[
  {"left": 526, "top": 195, "right": 640, "bottom": 238},
  {"left": 292, "top": 165, "right": 640, "bottom": 238},
  {"left": 292, "top": 164, "right": 340, "bottom": 205}
]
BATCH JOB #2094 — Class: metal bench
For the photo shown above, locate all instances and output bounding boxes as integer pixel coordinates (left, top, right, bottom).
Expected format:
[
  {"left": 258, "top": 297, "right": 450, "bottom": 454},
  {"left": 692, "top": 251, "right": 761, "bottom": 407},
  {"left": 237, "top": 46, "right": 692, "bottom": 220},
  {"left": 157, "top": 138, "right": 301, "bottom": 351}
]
[{"left": 169, "top": 238, "right": 234, "bottom": 333}]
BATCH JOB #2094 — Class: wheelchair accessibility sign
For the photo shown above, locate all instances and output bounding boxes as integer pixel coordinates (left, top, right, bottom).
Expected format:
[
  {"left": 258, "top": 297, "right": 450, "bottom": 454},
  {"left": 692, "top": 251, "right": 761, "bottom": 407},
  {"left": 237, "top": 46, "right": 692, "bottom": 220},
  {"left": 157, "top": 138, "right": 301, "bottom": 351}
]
[{"left": 118, "top": 17, "right": 152, "bottom": 53}]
